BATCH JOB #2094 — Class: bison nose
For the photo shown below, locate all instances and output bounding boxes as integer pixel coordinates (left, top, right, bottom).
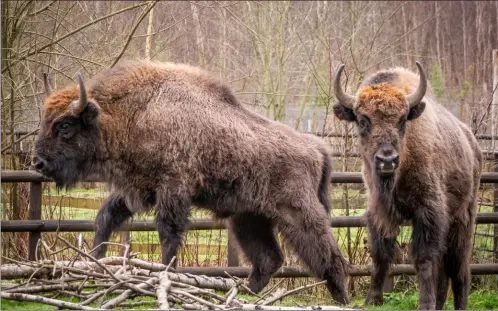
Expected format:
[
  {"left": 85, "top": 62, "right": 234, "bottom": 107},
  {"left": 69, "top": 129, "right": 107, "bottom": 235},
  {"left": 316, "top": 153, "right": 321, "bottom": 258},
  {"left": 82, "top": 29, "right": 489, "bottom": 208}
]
[
  {"left": 32, "top": 156, "right": 47, "bottom": 171},
  {"left": 374, "top": 152, "right": 399, "bottom": 175}
]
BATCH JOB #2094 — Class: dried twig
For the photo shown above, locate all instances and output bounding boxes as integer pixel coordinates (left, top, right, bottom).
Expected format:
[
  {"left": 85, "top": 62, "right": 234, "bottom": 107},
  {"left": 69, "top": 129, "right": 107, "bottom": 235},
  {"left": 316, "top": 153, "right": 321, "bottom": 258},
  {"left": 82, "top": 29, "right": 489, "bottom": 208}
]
[
  {"left": 0, "top": 237, "right": 356, "bottom": 311},
  {"left": 224, "top": 271, "right": 261, "bottom": 298},
  {"left": 110, "top": 0, "right": 159, "bottom": 67},
  {"left": 3, "top": 2, "right": 149, "bottom": 72},
  {"left": 157, "top": 256, "right": 176, "bottom": 310},
  {"left": 261, "top": 281, "right": 327, "bottom": 306},
  {"left": 225, "top": 285, "right": 238, "bottom": 307},
  {"left": 100, "top": 277, "right": 158, "bottom": 309}
]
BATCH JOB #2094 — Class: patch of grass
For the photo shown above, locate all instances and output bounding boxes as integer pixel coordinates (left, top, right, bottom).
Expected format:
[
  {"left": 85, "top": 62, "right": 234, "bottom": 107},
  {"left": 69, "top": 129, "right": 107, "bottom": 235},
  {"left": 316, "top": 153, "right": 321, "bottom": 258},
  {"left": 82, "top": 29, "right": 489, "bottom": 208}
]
[
  {"left": 1, "top": 299, "right": 56, "bottom": 310},
  {"left": 44, "top": 184, "right": 108, "bottom": 198},
  {"left": 1, "top": 294, "right": 158, "bottom": 310},
  {"left": 2, "top": 285, "right": 498, "bottom": 310},
  {"left": 356, "top": 290, "right": 498, "bottom": 310}
]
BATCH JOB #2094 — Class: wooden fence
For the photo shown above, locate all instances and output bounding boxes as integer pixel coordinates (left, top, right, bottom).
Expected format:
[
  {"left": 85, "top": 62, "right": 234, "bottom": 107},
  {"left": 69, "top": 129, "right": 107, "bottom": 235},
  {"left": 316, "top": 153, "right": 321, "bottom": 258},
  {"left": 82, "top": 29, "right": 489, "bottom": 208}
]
[{"left": 1, "top": 169, "right": 498, "bottom": 278}]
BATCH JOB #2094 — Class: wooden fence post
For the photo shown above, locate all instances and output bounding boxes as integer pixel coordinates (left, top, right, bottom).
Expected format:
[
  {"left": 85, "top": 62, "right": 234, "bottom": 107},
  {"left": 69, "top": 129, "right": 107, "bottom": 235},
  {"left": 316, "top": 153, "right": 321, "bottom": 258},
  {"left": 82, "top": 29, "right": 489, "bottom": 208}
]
[
  {"left": 119, "top": 231, "right": 131, "bottom": 256},
  {"left": 28, "top": 182, "right": 42, "bottom": 261},
  {"left": 493, "top": 49, "right": 498, "bottom": 264},
  {"left": 493, "top": 153, "right": 498, "bottom": 264}
]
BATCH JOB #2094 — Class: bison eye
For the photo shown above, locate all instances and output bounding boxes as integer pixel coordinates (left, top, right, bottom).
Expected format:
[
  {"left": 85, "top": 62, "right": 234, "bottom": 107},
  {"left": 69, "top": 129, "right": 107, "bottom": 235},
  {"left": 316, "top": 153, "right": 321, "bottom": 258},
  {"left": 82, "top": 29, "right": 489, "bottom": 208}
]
[
  {"left": 399, "top": 117, "right": 407, "bottom": 133},
  {"left": 55, "top": 120, "right": 75, "bottom": 139},
  {"left": 356, "top": 115, "right": 371, "bottom": 136}
]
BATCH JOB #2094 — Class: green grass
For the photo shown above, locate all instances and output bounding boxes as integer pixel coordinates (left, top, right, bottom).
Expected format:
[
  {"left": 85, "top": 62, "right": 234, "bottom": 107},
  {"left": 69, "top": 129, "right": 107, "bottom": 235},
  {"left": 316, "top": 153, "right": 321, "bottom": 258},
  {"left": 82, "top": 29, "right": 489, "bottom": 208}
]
[
  {"left": 3, "top": 289, "right": 497, "bottom": 310},
  {"left": 1, "top": 299, "right": 56, "bottom": 310},
  {"left": 1, "top": 294, "right": 156, "bottom": 310},
  {"left": 355, "top": 290, "right": 498, "bottom": 310},
  {"left": 43, "top": 184, "right": 108, "bottom": 198}
]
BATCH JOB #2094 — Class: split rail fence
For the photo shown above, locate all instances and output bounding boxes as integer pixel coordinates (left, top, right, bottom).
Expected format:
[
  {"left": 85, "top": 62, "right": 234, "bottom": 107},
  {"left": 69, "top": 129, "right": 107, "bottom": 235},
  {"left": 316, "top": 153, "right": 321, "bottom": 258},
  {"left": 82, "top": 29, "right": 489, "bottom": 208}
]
[{"left": 1, "top": 169, "right": 498, "bottom": 278}]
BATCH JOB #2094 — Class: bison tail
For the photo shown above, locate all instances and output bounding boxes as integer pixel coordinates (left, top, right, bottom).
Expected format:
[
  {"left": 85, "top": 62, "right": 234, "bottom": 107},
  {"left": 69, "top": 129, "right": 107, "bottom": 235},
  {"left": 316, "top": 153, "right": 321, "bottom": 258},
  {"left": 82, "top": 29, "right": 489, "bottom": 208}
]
[{"left": 318, "top": 150, "right": 332, "bottom": 215}]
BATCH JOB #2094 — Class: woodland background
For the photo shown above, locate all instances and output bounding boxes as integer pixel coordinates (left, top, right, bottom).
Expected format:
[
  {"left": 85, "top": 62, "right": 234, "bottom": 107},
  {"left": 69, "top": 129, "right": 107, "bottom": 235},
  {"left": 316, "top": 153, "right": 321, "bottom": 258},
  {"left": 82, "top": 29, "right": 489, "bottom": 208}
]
[{"left": 2, "top": 0, "right": 498, "bottom": 305}]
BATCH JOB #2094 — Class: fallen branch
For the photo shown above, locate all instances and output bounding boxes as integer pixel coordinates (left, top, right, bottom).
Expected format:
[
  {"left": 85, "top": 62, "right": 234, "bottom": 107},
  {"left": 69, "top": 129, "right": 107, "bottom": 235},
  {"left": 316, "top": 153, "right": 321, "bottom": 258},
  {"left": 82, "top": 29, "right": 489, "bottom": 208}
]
[
  {"left": 0, "top": 236, "right": 357, "bottom": 310},
  {"left": 262, "top": 281, "right": 327, "bottom": 306},
  {"left": 100, "top": 277, "right": 158, "bottom": 309},
  {"left": 157, "top": 256, "right": 176, "bottom": 310}
]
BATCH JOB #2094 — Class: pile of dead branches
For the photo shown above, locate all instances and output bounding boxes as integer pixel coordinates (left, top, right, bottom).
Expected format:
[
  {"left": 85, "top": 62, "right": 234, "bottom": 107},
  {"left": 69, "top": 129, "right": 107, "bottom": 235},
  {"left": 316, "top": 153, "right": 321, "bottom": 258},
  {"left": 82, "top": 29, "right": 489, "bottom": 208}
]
[{"left": 0, "top": 235, "right": 355, "bottom": 310}]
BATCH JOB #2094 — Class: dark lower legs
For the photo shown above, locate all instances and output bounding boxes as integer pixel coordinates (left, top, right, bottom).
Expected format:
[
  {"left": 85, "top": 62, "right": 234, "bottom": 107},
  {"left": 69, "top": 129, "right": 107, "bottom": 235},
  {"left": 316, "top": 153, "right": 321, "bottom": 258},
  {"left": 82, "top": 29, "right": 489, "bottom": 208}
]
[
  {"left": 92, "top": 195, "right": 133, "bottom": 259},
  {"left": 155, "top": 195, "right": 191, "bottom": 266},
  {"left": 445, "top": 220, "right": 473, "bottom": 310},
  {"left": 412, "top": 208, "right": 448, "bottom": 310},
  {"left": 435, "top": 259, "right": 449, "bottom": 310},
  {"left": 278, "top": 204, "right": 349, "bottom": 305},
  {"left": 364, "top": 224, "right": 397, "bottom": 306},
  {"left": 228, "top": 213, "right": 284, "bottom": 293}
]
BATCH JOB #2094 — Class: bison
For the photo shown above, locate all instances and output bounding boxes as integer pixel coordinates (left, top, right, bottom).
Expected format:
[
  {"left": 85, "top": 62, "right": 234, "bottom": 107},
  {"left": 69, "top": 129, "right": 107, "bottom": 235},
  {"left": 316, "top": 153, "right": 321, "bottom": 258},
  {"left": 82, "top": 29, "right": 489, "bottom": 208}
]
[
  {"left": 332, "top": 62, "right": 482, "bottom": 310},
  {"left": 32, "top": 60, "right": 350, "bottom": 304}
]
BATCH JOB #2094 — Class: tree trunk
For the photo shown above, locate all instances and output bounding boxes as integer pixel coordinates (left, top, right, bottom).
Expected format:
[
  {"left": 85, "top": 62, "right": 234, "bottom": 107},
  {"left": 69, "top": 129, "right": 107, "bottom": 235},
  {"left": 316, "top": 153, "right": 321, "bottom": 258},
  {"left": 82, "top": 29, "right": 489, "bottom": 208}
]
[{"left": 144, "top": 6, "right": 154, "bottom": 60}]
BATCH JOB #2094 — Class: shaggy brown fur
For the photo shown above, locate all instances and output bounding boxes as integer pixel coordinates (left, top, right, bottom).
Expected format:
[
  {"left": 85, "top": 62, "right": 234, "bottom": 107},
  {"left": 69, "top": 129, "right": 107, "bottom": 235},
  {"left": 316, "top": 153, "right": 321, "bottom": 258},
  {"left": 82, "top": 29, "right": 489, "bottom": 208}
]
[
  {"left": 33, "top": 60, "right": 350, "bottom": 304},
  {"left": 333, "top": 64, "right": 482, "bottom": 310}
]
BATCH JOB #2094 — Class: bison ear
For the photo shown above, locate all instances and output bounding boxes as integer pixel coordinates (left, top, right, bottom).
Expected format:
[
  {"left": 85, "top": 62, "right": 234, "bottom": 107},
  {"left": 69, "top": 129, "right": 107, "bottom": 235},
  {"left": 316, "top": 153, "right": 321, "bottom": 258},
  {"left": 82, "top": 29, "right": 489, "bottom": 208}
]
[
  {"left": 80, "top": 101, "right": 100, "bottom": 125},
  {"left": 407, "top": 101, "right": 426, "bottom": 120},
  {"left": 333, "top": 103, "right": 356, "bottom": 122}
]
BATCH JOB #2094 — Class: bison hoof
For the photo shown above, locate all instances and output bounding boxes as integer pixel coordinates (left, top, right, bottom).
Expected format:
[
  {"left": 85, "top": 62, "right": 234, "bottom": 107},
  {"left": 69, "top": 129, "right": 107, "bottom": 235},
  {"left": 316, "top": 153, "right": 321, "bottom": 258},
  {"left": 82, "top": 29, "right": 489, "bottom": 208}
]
[
  {"left": 418, "top": 302, "right": 436, "bottom": 310},
  {"left": 331, "top": 294, "right": 350, "bottom": 306},
  {"left": 365, "top": 293, "right": 383, "bottom": 306},
  {"left": 247, "top": 274, "right": 271, "bottom": 294}
]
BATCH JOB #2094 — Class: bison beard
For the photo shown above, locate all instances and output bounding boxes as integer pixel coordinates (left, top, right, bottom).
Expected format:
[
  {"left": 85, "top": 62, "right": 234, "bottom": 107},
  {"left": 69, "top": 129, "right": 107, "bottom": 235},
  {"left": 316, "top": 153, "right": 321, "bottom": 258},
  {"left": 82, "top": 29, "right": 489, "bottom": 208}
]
[{"left": 33, "top": 61, "right": 350, "bottom": 305}]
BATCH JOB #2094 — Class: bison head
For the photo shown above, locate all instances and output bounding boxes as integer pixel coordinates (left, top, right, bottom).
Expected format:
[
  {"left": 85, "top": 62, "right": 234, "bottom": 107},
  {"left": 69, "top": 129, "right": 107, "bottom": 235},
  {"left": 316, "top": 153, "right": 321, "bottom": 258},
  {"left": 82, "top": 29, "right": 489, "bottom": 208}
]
[
  {"left": 32, "top": 73, "right": 102, "bottom": 189},
  {"left": 332, "top": 62, "right": 427, "bottom": 180}
]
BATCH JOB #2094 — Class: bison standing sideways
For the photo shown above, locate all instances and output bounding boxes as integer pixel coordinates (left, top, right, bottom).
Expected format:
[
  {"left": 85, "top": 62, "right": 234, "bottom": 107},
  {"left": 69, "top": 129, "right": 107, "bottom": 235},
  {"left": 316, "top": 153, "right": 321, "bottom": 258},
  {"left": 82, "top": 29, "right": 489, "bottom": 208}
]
[
  {"left": 32, "top": 60, "right": 350, "bottom": 304},
  {"left": 332, "top": 62, "right": 482, "bottom": 310}
]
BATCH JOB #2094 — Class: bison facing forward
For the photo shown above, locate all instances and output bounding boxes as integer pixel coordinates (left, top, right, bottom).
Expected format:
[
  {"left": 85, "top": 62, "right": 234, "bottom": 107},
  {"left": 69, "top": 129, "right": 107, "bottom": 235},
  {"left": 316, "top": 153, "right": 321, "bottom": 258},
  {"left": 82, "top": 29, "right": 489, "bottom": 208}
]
[
  {"left": 33, "top": 60, "right": 349, "bottom": 304},
  {"left": 332, "top": 62, "right": 482, "bottom": 310}
]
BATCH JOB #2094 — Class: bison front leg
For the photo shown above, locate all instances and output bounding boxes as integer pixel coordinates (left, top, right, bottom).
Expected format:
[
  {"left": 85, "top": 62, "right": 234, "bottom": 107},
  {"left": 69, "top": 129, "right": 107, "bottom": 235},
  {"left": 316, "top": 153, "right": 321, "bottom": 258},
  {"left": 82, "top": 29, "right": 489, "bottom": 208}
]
[
  {"left": 364, "top": 222, "right": 397, "bottom": 306},
  {"left": 92, "top": 195, "right": 133, "bottom": 259},
  {"left": 228, "top": 213, "right": 284, "bottom": 293},
  {"left": 412, "top": 207, "right": 448, "bottom": 310},
  {"left": 155, "top": 195, "right": 191, "bottom": 267}
]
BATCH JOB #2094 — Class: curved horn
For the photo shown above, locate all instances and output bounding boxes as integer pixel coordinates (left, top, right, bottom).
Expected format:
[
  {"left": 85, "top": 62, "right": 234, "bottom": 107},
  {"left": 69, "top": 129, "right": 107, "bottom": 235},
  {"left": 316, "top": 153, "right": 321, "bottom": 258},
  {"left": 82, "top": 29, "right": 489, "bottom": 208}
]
[
  {"left": 406, "top": 61, "right": 427, "bottom": 108},
  {"left": 333, "top": 64, "right": 356, "bottom": 109},
  {"left": 72, "top": 72, "right": 88, "bottom": 114},
  {"left": 42, "top": 73, "right": 53, "bottom": 96}
]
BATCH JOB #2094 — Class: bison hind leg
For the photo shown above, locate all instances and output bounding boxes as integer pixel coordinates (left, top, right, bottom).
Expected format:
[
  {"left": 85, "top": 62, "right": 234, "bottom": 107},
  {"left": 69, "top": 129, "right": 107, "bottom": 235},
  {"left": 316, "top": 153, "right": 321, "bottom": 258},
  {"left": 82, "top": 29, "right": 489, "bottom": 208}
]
[
  {"left": 277, "top": 201, "right": 350, "bottom": 305},
  {"left": 445, "top": 221, "right": 473, "bottom": 310},
  {"left": 435, "top": 258, "right": 449, "bottom": 310},
  {"left": 228, "top": 212, "right": 283, "bottom": 293}
]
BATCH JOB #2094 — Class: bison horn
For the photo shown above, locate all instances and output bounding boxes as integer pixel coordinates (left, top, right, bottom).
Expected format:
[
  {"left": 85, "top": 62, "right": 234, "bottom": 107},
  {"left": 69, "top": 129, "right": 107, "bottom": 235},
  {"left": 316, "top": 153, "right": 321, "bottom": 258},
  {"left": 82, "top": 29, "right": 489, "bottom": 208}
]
[
  {"left": 42, "top": 73, "right": 53, "bottom": 96},
  {"left": 406, "top": 61, "right": 427, "bottom": 108},
  {"left": 333, "top": 64, "right": 356, "bottom": 109},
  {"left": 72, "top": 72, "right": 88, "bottom": 115}
]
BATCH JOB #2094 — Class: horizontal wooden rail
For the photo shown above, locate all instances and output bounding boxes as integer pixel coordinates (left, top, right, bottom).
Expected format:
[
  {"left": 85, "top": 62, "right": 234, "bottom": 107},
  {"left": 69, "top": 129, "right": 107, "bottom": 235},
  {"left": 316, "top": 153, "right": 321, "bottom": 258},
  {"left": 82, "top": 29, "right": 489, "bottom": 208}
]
[
  {"left": 4, "top": 170, "right": 498, "bottom": 184},
  {"left": 174, "top": 263, "right": 498, "bottom": 278},
  {"left": 315, "top": 132, "right": 498, "bottom": 141},
  {"left": 2, "top": 213, "right": 498, "bottom": 232}
]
